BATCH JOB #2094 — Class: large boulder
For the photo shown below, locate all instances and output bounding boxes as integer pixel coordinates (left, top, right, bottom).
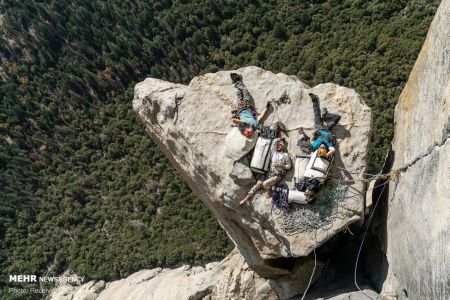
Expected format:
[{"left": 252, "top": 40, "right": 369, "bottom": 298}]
[
  {"left": 132, "top": 66, "right": 372, "bottom": 277},
  {"left": 381, "top": 0, "right": 450, "bottom": 298},
  {"left": 50, "top": 250, "right": 322, "bottom": 300}
]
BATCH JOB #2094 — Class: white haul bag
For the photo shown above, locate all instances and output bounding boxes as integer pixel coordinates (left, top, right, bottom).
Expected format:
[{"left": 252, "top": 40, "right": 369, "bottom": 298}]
[
  {"left": 250, "top": 137, "right": 272, "bottom": 173},
  {"left": 288, "top": 190, "right": 308, "bottom": 204},
  {"left": 294, "top": 155, "right": 310, "bottom": 182},
  {"left": 304, "top": 150, "right": 332, "bottom": 181}
]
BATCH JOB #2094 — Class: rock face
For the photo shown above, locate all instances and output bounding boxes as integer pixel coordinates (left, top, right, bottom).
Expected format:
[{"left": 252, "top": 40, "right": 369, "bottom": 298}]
[
  {"left": 382, "top": 0, "right": 450, "bottom": 299},
  {"left": 132, "top": 66, "right": 372, "bottom": 277},
  {"left": 51, "top": 250, "right": 322, "bottom": 300}
]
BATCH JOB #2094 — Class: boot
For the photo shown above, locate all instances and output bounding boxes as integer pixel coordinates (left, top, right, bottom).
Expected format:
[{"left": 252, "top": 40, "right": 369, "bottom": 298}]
[
  {"left": 230, "top": 73, "right": 243, "bottom": 84},
  {"left": 309, "top": 93, "right": 319, "bottom": 103},
  {"left": 305, "top": 190, "right": 316, "bottom": 203},
  {"left": 321, "top": 107, "right": 328, "bottom": 119}
]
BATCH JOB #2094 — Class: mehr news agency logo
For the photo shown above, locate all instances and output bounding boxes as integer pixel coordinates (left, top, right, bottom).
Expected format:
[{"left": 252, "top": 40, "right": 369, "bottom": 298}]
[{"left": 6, "top": 274, "right": 85, "bottom": 294}]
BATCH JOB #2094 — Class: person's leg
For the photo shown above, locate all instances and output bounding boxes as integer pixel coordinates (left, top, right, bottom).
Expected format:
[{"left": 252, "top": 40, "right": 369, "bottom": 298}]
[
  {"left": 232, "top": 118, "right": 244, "bottom": 125},
  {"left": 324, "top": 112, "right": 341, "bottom": 131},
  {"left": 230, "top": 73, "right": 242, "bottom": 83},
  {"left": 262, "top": 176, "right": 281, "bottom": 198},
  {"left": 235, "top": 81, "right": 255, "bottom": 107},
  {"left": 240, "top": 180, "right": 263, "bottom": 205},
  {"left": 309, "top": 93, "right": 323, "bottom": 127}
]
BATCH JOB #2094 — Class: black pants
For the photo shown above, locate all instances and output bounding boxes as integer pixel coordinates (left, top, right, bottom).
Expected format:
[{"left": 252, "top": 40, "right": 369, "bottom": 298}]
[
  {"left": 312, "top": 99, "right": 341, "bottom": 130},
  {"left": 235, "top": 81, "right": 255, "bottom": 108}
]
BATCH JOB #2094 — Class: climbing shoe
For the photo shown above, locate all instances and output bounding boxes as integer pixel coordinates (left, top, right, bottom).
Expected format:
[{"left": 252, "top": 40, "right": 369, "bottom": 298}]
[
  {"left": 321, "top": 107, "right": 328, "bottom": 119},
  {"left": 276, "top": 121, "right": 287, "bottom": 133},
  {"left": 230, "top": 73, "right": 243, "bottom": 83},
  {"left": 308, "top": 93, "right": 319, "bottom": 103},
  {"left": 305, "top": 190, "right": 315, "bottom": 203},
  {"left": 266, "top": 100, "right": 272, "bottom": 108}
]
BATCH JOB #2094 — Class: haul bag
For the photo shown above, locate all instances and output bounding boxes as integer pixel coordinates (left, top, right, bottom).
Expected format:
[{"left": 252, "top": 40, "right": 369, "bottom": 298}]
[
  {"left": 304, "top": 150, "right": 331, "bottom": 180},
  {"left": 250, "top": 137, "right": 272, "bottom": 173},
  {"left": 294, "top": 155, "right": 310, "bottom": 182},
  {"left": 288, "top": 190, "right": 309, "bottom": 204}
]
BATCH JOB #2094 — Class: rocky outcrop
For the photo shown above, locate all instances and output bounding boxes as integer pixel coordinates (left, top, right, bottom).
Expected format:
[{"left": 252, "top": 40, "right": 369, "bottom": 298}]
[
  {"left": 51, "top": 250, "right": 323, "bottom": 300},
  {"left": 132, "top": 66, "right": 372, "bottom": 280},
  {"left": 381, "top": 0, "right": 450, "bottom": 299}
]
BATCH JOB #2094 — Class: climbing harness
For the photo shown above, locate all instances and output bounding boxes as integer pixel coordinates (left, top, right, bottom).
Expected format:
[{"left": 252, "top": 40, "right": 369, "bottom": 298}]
[{"left": 259, "top": 125, "right": 278, "bottom": 139}]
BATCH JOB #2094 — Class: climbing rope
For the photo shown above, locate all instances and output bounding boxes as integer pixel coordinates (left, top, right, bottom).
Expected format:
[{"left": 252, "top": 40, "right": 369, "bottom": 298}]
[
  {"left": 268, "top": 103, "right": 280, "bottom": 125},
  {"left": 286, "top": 126, "right": 317, "bottom": 132},
  {"left": 331, "top": 165, "right": 381, "bottom": 179},
  {"left": 302, "top": 245, "right": 317, "bottom": 300},
  {"left": 274, "top": 181, "right": 350, "bottom": 235},
  {"left": 272, "top": 188, "right": 290, "bottom": 214},
  {"left": 195, "top": 130, "right": 229, "bottom": 135},
  {"left": 354, "top": 180, "right": 388, "bottom": 300}
]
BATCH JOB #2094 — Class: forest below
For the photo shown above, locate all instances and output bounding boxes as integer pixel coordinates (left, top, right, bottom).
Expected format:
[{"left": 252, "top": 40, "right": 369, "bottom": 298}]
[{"left": 0, "top": 0, "right": 438, "bottom": 298}]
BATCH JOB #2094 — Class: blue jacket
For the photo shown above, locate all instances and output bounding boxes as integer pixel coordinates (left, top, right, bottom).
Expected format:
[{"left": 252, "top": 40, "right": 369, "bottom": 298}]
[{"left": 311, "top": 130, "right": 334, "bottom": 150}]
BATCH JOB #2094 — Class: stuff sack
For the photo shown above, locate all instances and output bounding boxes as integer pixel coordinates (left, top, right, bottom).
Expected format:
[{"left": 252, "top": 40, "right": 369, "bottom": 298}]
[
  {"left": 294, "top": 156, "right": 310, "bottom": 183},
  {"left": 250, "top": 137, "right": 272, "bottom": 173},
  {"left": 288, "top": 189, "right": 308, "bottom": 204}
]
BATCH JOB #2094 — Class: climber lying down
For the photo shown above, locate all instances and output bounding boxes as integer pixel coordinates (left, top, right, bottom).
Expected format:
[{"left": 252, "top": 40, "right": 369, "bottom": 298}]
[
  {"left": 240, "top": 138, "right": 291, "bottom": 205},
  {"left": 291, "top": 93, "right": 341, "bottom": 202},
  {"left": 230, "top": 73, "right": 271, "bottom": 137},
  {"left": 300, "top": 92, "right": 341, "bottom": 157}
]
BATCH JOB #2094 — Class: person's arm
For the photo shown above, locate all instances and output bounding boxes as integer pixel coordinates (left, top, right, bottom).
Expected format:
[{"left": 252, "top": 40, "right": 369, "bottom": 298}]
[
  {"left": 310, "top": 130, "right": 321, "bottom": 144},
  {"left": 326, "top": 147, "right": 336, "bottom": 157},
  {"left": 298, "top": 127, "right": 310, "bottom": 140},
  {"left": 282, "top": 155, "right": 292, "bottom": 170},
  {"left": 257, "top": 101, "right": 272, "bottom": 122}
]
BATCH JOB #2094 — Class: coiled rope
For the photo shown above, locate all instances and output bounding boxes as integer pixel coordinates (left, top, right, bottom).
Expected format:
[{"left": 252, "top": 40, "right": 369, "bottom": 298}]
[{"left": 273, "top": 181, "right": 350, "bottom": 235}]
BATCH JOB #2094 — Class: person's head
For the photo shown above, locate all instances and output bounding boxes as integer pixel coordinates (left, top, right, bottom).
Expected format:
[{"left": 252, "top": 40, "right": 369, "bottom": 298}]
[
  {"left": 276, "top": 139, "right": 286, "bottom": 152},
  {"left": 317, "top": 143, "right": 327, "bottom": 158}
]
